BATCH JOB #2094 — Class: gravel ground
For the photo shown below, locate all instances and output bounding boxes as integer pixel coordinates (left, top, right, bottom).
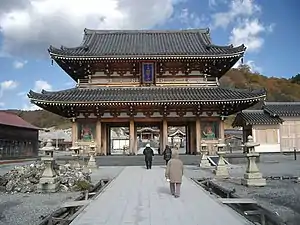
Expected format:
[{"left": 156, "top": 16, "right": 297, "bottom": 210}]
[
  {"left": 184, "top": 154, "right": 300, "bottom": 225},
  {"left": 1, "top": 153, "right": 299, "bottom": 225},
  {"left": 0, "top": 165, "right": 124, "bottom": 225}
]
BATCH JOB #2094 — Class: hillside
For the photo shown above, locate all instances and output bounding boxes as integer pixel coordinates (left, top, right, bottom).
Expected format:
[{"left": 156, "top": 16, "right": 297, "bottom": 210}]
[{"left": 4, "top": 66, "right": 300, "bottom": 129}]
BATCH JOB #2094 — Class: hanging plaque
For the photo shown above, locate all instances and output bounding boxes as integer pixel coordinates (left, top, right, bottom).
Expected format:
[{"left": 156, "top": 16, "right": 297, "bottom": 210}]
[{"left": 142, "top": 63, "right": 155, "bottom": 84}]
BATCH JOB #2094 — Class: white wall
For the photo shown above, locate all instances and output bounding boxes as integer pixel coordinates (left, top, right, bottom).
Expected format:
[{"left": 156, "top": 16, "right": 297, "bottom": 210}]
[
  {"left": 252, "top": 124, "right": 280, "bottom": 153},
  {"left": 280, "top": 117, "right": 300, "bottom": 151}
]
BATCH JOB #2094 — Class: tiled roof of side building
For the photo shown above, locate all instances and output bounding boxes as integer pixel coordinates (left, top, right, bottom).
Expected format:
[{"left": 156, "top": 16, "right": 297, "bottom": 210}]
[
  {"left": 263, "top": 102, "right": 300, "bottom": 117},
  {"left": 232, "top": 110, "right": 283, "bottom": 127},
  {"left": 48, "top": 28, "right": 246, "bottom": 58},
  {"left": 28, "top": 86, "right": 266, "bottom": 105},
  {"left": 0, "top": 111, "right": 40, "bottom": 130}
]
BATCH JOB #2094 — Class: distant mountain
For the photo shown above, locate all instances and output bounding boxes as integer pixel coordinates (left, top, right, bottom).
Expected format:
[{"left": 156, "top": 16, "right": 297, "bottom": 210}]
[{"left": 4, "top": 66, "right": 300, "bottom": 129}]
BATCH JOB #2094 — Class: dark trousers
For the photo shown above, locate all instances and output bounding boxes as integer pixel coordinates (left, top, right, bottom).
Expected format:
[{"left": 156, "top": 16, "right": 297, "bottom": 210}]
[{"left": 145, "top": 160, "right": 152, "bottom": 169}]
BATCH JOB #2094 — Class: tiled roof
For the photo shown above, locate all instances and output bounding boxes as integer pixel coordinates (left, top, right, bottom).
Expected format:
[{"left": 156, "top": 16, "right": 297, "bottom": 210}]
[
  {"left": 263, "top": 102, "right": 300, "bottom": 117},
  {"left": 48, "top": 29, "right": 246, "bottom": 59},
  {"left": 232, "top": 110, "right": 283, "bottom": 127},
  {"left": 28, "top": 86, "right": 265, "bottom": 105},
  {"left": 0, "top": 111, "right": 39, "bottom": 130}
]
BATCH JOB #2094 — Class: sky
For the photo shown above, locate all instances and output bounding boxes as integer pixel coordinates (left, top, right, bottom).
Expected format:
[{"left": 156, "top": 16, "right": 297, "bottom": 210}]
[{"left": 0, "top": 0, "right": 299, "bottom": 110}]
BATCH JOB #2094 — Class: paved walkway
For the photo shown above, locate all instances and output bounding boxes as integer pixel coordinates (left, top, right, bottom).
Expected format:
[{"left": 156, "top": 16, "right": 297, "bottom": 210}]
[{"left": 71, "top": 166, "right": 252, "bottom": 225}]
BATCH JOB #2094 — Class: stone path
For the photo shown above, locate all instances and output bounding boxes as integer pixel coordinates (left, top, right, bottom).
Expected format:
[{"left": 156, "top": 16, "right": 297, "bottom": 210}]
[{"left": 71, "top": 166, "right": 252, "bottom": 225}]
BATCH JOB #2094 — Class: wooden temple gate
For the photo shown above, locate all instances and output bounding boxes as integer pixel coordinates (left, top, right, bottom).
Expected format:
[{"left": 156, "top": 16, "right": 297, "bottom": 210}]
[{"left": 28, "top": 28, "right": 266, "bottom": 155}]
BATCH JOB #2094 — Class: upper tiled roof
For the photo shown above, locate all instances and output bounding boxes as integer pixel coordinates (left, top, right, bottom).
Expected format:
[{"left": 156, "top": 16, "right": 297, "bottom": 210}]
[
  {"left": 28, "top": 86, "right": 265, "bottom": 105},
  {"left": 0, "top": 111, "right": 39, "bottom": 130},
  {"left": 263, "top": 102, "right": 300, "bottom": 117},
  {"left": 232, "top": 110, "right": 283, "bottom": 127},
  {"left": 48, "top": 29, "right": 246, "bottom": 59}
]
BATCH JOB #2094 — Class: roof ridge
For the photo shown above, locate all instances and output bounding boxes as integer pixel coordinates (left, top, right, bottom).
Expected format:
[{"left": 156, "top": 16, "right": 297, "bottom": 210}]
[{"left": 84, "top": 28, "right": 210, "bottom": 35}]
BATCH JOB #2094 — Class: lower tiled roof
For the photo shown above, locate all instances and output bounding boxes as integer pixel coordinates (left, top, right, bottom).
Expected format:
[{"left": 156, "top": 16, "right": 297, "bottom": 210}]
[
  {"left": 28, "top": 86, "right": 266, "bottom": 105},
  {"left": 232, "top": 110, "right": 283, "bottom": 127},
  {"left": 0, "top": 111, "right": 39, "bottom": 130},
  {"left": 263, "top": 102, "right": 300, "bottom": 117}
]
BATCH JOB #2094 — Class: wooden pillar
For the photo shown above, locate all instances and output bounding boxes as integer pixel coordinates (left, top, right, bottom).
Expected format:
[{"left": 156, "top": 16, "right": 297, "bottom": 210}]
[
  {"left": 159, "top": 126, "right": 163, "bottom": 154},
  {"left": 129, "top": 119, "right": 135, "bottom": 155},
  {"left": 101, "top": 123, "right": 107, "bottom": 155},
  {"left": 219, "top": 118, "right": 225, "bottom": 140},
  {"left": 133, "top": 125, "right": 137, "bottom": 155},
  {"left": 186, "top": 125, "right": 190, "bottom": 154},
  {"left": 71, "top": 118, "right": 77, "bottom": 146},
  {"left": 195, "top": 117, "right": 201, "bottom": 154},
  {"left": 96, "top": 120, "right": 102, "bottom": 155},
  {"left": 189, "top": 123, "right": 196, "bottom": 154},
  {"left": 162, "top": 119, "right": 168, "bottom": 150}
]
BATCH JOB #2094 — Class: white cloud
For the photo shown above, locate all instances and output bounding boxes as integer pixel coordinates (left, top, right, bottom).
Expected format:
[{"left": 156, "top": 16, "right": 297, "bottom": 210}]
[
  {"left": 210, "top": 0, "right": 274, "bottom": 52},
  {"left": 13, "top": 60, "right": 28, "bottom": 69},
  {"left": 0, "top": 0, "right": 183, "bottom": 57},
  {"left": 33, "top": 80, "right": 52, "bottom": 92},
  {"left": 229, "top": 19, "right": 272, "bottom": 52},
  {"left": 233, "top": 59, "right": 262, "bottom": 73},
  {"left": 246, "top": 60, "right": 262, "bottom": 73},
  {"left": 20, "top": 80, "right": 52, "bottom": 110},
  {"left": 176, "top": 8, "right": 207, "bottom": 28},
  {"left": 211, "top": 0, "right": 261, "bottom": 29},
  {"left": 22, "top": 103, "right": 40, "bottom": 111},
  {"left": 0, "top": 80, "right": 18, "bottom": 108},
  {"left": 0, "top": 80, "right": 18, "bottom": 90}
]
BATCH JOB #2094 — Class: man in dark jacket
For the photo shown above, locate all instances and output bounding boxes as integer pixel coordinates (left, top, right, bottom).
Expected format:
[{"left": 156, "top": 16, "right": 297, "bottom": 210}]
[
  {"left": 143, "top": 143, "right": 154, "bottom": 169},
  {"left": 163, "top": 145, "right": 172, "bottom": 165}
]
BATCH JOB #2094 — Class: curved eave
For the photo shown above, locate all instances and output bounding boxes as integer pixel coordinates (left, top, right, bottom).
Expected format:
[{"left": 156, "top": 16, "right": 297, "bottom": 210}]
[
  {"left": 48, "top": 52, "right": 245, "bottom": 61},
  {"left": 29, "top": 95, "right": 265, "bottom": 106}
]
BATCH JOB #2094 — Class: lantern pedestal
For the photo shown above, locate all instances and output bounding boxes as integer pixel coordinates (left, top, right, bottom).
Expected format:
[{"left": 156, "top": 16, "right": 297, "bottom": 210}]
[
  {"left": 241, "top": 136, "right": 266, "bottom": 187},
  {"left": 214, "top": 140, "right": 229, "bottom": 178},
  {"left": 200, "top": 143, "right": 210, "bottom": 167},
  {"left": 87, "top": 142, "right": 97, "bottom": 168},
  {"left": 37, "top": 139, "right": 60, "bottom": 193}
]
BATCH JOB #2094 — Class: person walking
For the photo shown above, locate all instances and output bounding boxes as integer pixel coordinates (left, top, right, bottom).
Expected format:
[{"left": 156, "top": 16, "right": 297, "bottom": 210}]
[
  {"left": 165, "top": 150, "right": 183, "bottom": 198},
  {"left": 162, "top": 145, "right": 172, "bottom": 165},
  {"left": 143, "top": 143, "right": 154, "bottom": 169}
]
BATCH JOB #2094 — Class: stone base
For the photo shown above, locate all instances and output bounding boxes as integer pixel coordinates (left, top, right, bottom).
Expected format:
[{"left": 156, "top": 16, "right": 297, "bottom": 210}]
[
  {"left": 71, "top": 161, "right": 81, "bottom": 168},
  {"left": 241, "top": 172, "right": 266, "bottom": 187},
  {"left": 214, "top": 166, "right": 229, "bottom": 178},
  {"left": 241, "top": 178, "right": 266, "bottom": 187},
  {"left": 37, "top": 177, "right": 60, "bottom": 193},
  {"left": 87, "top": 160, "right": 97, "bottom": 168},
  {"left": 200, "top": 159, "right": 211, "bottom": 167}
]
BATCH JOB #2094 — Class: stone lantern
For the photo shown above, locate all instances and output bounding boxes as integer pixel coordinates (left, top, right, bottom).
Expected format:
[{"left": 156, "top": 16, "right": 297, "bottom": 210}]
[
  {"left": 70, "top": 142, "right": 81, "bottom": 168},
  {"left": 70, "top": 142, "right": 80, "bottom": 155},
  {"left": 241, "top": 135, "right": 266, "bottom": 187},
  {"left": 200, "top": 142, "right": 210, "bottom": 167},
  {"left": 87, "top": 141, "right": 97, "bottom": 168},
  {"left": 214, "top": 139, "right": 229, "bottom": 178},
  {"left": 37, "top": 139, "right": 60, "bottom": 193}
]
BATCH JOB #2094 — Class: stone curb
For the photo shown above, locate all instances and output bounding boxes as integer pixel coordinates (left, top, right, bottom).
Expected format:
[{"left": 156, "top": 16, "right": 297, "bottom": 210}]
[{"left": 0, "top": 158, "right": 38, "bottom": 165}]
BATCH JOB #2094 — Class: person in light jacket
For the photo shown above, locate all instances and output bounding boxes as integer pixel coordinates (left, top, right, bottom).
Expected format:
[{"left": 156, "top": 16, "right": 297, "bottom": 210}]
[{"left": 165, "top": 150, "right": 183, "bottom": 198}]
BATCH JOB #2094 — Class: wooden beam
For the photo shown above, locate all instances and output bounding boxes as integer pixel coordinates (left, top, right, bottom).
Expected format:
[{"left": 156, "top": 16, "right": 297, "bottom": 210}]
[
  {"left": 219, "top": 198, "right": 257, "bottom": 204},
  {"left": 61, "top": 200, "right": 91, "bottom": 208}
]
